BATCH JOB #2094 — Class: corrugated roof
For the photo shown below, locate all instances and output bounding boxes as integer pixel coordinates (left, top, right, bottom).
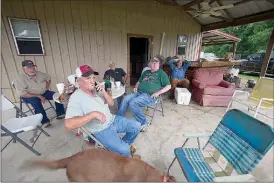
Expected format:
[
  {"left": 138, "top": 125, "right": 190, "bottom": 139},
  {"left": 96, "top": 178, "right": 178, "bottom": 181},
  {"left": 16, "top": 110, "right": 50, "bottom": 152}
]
[{"left": 202, "top": 30, "right": 241, "bottom": 46}]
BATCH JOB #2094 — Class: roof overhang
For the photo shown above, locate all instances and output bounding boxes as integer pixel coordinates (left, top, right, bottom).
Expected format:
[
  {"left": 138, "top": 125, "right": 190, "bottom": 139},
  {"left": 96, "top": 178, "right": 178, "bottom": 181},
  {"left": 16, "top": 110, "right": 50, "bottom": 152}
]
[
  {"left": 157, "top": 0, "right": 274, "bottom": 31},
  {"left": 202, "top": 29, "right": 241, "bottom": 46}
]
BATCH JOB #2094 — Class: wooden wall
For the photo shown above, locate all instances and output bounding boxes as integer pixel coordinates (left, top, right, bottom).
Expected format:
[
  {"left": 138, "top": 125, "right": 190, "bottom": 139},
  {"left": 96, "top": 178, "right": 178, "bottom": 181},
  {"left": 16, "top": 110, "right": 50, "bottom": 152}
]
[{"left": 1, "top": 0, "right": 201, "bottom": 101}]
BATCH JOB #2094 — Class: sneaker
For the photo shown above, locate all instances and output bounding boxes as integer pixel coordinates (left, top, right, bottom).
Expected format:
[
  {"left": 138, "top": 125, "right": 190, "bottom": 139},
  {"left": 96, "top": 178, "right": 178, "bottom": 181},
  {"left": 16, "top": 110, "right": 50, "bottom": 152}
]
[
  {"left": 56, "top": 114, "right": 65, "bottom": 120},
  {"left": 41, "top": 121, "right": 51, "bottom": 128},
  {"left": 140, "top": 123, "right": 149, "bottom": 132}
]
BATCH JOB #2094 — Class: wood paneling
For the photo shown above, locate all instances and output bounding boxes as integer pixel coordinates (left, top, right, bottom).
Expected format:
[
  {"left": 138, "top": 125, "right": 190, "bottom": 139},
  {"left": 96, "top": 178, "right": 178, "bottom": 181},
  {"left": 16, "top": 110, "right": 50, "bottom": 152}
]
[{"left": 1, "top": 0, "right": 201, "bottom": 101}]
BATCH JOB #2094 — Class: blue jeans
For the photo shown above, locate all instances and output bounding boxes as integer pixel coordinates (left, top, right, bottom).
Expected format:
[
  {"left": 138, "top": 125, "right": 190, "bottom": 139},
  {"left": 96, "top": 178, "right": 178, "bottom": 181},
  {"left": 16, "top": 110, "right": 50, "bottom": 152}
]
[
  {"left": 117, "top": 91, "right": 156, "bottom": 125},
  {"left": 116, "top": 96, "right": 123, "bottom": 109},
  {"left": 94, "top": 115, "right": 141, "bottom": 157},
  {"left": 22, "top": 90, "right": 65, "bottom": 124}
]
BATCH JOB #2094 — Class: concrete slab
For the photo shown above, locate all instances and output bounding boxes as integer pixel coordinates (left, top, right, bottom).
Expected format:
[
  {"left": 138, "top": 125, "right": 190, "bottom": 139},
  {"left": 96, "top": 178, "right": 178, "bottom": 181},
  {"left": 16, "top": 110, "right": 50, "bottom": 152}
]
[{"left": 1, "top": 93, "right": 273, "bottom": 182}]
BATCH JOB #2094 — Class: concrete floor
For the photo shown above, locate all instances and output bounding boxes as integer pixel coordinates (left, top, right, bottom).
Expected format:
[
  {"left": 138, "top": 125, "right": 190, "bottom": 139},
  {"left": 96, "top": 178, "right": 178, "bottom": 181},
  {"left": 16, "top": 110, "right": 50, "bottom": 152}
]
[{"left": 1, "top": 89, "right": 273, "bottom": 182}]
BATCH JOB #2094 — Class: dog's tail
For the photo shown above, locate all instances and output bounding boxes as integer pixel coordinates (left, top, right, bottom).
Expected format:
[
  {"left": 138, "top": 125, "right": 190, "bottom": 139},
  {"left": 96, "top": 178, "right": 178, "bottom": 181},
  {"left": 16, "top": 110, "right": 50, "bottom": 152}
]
[{"left": 30, "top": 157, "right": 70, "bottom": 169}]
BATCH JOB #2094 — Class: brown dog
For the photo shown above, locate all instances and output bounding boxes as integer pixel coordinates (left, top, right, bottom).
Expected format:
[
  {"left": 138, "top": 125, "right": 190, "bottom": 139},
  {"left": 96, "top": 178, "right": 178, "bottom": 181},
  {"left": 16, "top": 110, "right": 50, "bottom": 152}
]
[{"left": 29, "top": 148, "right": 176, "bottom": 182}]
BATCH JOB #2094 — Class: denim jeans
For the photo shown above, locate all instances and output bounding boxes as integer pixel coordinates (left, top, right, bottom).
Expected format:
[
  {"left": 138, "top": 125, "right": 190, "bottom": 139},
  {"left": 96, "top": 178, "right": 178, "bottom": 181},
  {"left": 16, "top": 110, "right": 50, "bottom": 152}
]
[
  {"left": 93, "top": 115, "right": 141, "bottom": 157},
  {"left": 117, "top": 91, "right": 156, "bottom": 125},
  {"left": 22, "top": 90, "right": 65, "bottom": 124},
  {"left": 116, "top": 96, "right": 123, "bottom": 109}
]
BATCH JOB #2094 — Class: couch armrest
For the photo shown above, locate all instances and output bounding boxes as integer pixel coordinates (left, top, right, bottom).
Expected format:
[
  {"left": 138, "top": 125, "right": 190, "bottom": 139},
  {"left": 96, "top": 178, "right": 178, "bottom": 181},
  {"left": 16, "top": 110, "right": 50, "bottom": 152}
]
[
  {"left": 219, "top": 80, "right": 235, "bottom": 89},
  {"left": 192, "top": 79, "right": 206, "bottom": 89},
  {"left": 213, "top": 174, "right": 255, "bottom": 182}
]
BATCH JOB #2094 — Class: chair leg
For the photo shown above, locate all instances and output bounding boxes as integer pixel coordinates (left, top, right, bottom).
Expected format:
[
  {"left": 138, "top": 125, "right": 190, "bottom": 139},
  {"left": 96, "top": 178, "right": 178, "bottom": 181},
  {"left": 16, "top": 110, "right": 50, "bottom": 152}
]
[
  {"left": 48, "top": 100, "right": 56, "bottom": 110},
  {"left": 1, "top": 126, "right": 41, "bottom": 156},
  {"left": 1, "top": 138, "right": 14, "bottom": 152},
  {"left": 160, "top": 100, "right": 164, "bottom": 117},
  {"left": 36, "top": 126, "right": 50, "bottom": 137},
  {"left": 151, "top": 103, "right": 158, "bottom": 124},
  {"left": 25, "top": 103, "right": 35, "bottom": 115}
]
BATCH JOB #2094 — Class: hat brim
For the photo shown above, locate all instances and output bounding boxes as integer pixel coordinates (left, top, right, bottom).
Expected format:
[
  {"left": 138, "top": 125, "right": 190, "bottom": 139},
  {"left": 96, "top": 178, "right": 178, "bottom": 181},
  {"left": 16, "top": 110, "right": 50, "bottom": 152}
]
[
  {"left": 23, "top": 64, "right": 36, "bottom": 67},
  {"left": 82, "top": 71, "right": 99, "bottom": 77}
]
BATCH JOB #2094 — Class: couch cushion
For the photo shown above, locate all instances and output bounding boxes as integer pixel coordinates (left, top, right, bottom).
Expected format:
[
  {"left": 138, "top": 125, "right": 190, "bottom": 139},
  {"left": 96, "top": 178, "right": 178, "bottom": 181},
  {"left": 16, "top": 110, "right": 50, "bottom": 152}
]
[
  {"left": 194, "top": 69, "right": 223, "bottom": 86},
  {"left": 203, "top": 85, "right": 234, "bottom": 96}
]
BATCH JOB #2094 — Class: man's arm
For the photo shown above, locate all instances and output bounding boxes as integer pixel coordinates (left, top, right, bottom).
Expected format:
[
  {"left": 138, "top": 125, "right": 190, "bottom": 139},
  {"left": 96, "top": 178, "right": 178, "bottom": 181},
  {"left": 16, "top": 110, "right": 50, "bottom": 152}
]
[
  {"left": 46, "top": 79, "right": 51, "bottom": 90},
  {"left": 168, "top": 59, "right": 177, "bottom": 70},
  {"left": 65, "top": 111, "right": 105, "bottom": 131},
  {"left": 183, "top": 60, "right": 191, "bottom": 70},
  {"left": 103, "top": 91, "right": 115, "bottom": 106}
]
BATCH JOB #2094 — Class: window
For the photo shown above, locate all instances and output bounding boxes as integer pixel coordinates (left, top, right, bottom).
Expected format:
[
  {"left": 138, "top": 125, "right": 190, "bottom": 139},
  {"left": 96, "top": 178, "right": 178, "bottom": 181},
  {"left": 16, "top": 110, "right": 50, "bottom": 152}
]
[
  {"left": 177, "top": 35, "right": 187, "bottom": 55},
  {"left": 8, "top": 18, "right": 44, "bottom": 55}
]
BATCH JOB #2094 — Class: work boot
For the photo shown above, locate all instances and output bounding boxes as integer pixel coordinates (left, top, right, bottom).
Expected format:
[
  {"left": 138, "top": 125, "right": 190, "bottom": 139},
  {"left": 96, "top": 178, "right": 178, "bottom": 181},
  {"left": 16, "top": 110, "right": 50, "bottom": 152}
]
[
  {"left": 130, "top": 145, "right": 136, "bottom": 155},
  {"left": 82, "top": 140, "right": 95, "bottom": 150},
  {"left": 132, "top": 154, "right": 141, "bottom": 160}
]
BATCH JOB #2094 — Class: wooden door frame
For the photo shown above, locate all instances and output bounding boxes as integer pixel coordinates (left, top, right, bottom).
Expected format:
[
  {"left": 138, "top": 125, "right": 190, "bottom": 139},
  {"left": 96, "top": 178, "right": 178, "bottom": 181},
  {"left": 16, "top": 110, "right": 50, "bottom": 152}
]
[{"left": 127, "top": 34, "right": 153, "bottom": 86}]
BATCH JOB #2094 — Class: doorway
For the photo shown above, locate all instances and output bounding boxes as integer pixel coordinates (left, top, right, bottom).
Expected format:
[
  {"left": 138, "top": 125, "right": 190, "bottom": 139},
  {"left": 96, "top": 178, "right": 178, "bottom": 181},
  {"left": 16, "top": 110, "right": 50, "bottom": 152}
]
[{"left": 127, "top": 34, "right": 152, "bottom": 86}]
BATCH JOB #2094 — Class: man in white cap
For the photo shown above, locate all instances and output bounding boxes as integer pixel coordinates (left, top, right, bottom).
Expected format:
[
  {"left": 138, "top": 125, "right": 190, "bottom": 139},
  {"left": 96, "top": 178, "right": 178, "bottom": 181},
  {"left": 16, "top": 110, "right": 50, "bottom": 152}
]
[
  {"left": 117, "top": 55, "right": 171, "bottom": 131},
  {"left": 65, "top": 64, "right": 141, "bottom": 158}
]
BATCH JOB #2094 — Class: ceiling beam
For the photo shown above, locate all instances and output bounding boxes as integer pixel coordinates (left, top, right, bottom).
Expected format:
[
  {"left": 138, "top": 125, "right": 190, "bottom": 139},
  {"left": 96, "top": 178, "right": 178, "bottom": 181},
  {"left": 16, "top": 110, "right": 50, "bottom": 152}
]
[
  {"left": 209, "top": 0, "right": 217, "bottom": 4},
  {"left": 183, "top": 0, "right": 204, "bottom": 9},
  {"left": 234, "top": 0, "right": 254, "bottom": 6},
  {"left": 210, "top": 15, "right": 231, "bottom": 22},
  {"left": 216, "top": 0, "right": 233, "bottom": 21},
  {"left": 266, "top": 0, "right": 274, "bottom": 5},
  {"left": 202, "top": 9, "right": 274, "bottom": 31},
  {"left": 202, "top": 41, "right": 236, "bottom": 46}
]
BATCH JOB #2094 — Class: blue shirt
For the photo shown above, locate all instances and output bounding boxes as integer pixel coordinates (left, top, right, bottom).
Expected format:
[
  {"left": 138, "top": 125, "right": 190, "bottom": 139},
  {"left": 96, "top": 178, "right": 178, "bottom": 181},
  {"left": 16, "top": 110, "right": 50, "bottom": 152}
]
[{"left": 168, "top": 59, "right": 191, "bottom": 79}]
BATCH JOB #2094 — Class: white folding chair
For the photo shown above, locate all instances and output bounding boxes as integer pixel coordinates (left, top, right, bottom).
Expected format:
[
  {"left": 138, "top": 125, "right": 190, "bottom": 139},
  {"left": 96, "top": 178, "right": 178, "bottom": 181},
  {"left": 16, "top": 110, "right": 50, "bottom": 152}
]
[
  {"left": 11, "top": 80, "right": 56, "bottom": 118},
  {"left": 1, "top": 94, "right": 50, "bottom": 156}
]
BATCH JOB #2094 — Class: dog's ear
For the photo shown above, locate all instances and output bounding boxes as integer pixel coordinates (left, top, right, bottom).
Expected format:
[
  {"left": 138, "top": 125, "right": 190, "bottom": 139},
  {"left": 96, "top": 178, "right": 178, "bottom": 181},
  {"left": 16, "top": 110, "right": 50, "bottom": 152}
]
[{"left": 168, "top": 175, "right": 176, "bottom": 182}]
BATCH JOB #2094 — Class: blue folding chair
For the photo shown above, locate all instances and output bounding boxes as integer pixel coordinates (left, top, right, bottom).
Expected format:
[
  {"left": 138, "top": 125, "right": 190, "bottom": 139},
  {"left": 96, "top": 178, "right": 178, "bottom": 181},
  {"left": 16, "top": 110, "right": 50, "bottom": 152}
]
[{"left": 167, "top": 109, "right": 274, "bottom": 182}]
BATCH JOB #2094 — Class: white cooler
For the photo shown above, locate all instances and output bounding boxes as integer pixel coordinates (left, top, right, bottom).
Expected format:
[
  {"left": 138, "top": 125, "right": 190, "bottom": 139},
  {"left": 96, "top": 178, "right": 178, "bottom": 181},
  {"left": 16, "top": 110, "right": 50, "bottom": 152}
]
[{"left": 175, "top": 88, "right": 191, "bottom": 105}]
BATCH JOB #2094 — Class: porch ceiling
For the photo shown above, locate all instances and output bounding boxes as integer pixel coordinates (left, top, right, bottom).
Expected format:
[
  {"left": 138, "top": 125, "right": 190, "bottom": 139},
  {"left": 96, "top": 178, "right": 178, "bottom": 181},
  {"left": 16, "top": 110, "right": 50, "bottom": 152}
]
[{"left": 158, "top": 0, "right": 274, "bottom": 31}]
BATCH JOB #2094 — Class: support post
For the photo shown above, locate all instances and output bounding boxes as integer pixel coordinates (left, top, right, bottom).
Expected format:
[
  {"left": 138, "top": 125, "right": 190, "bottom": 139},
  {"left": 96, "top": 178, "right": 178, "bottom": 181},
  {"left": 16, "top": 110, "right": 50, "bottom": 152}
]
[
  {"left": 260, "top": 28, "right": 274, "bottom": 77},
  {"left": 159, "top": 32, "right": 165, "bottom": 55},
  {"left": 231, "top": 42, "right": 238, "bottom": 58}
]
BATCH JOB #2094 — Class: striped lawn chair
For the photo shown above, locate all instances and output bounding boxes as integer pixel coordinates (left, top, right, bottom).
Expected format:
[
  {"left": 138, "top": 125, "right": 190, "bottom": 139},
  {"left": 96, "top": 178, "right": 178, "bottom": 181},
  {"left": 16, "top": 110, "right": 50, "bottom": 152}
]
[{"left": 167, "top": 109, "right": 274, "bottom": 182}]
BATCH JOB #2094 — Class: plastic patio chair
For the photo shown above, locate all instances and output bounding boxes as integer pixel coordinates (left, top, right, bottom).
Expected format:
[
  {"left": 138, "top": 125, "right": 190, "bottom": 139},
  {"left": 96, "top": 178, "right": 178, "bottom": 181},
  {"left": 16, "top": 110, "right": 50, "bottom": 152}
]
[
  {"left": 1, "top": 94, "right": 50, "bottom": 156},
  {"left": 11, "top": 80, "right": 56, "bottom": 118},
  {"left": 167, "top": 109, "right": 274, "bottom": 182},
  {"left": 226, "top": 77, "right": 274, "bottom": 118}
]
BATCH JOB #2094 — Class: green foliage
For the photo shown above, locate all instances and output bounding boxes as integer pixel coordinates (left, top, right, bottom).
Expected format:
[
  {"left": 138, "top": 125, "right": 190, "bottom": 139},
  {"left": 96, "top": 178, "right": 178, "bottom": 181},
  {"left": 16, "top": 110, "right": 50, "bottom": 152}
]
[{"left": 202, "top": 20, "right": 274, "bottom": 58}]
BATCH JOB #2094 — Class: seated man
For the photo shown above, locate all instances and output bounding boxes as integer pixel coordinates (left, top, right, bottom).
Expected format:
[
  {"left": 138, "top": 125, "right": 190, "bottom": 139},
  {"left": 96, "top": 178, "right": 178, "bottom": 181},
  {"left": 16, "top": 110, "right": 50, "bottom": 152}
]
[
  {"left": 14, "top": 60, "right": 65, "bottom": 127},
  {"left": 168, "top": 55, "right": 191, "bottom": 99},
  {"left": 104, "top": 62, "right": 127, "bottom": 107},
  {"left": 117, "top": 55, "right": 171, "bottom": 131},
  {"left": 65, "top": 64, "right": 141, "bottom": 158}
]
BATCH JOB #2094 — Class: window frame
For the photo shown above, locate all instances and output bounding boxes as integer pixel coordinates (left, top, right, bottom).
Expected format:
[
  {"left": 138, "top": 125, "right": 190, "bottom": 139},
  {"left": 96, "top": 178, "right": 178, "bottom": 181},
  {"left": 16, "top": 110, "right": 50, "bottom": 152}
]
[
  {"left": 8, "top": 17, "right": 45, "bottom": 56},
  {"left": 176, "top": 35, "right": 187, "bottom": 56}
]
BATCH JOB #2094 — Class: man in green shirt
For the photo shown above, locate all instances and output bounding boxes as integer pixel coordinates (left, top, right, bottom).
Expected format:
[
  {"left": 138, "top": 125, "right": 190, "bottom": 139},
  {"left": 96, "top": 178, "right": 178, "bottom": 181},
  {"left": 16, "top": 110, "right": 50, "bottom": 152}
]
[{"left": 117, "top": 55, "right": 171, "bottom": 131}]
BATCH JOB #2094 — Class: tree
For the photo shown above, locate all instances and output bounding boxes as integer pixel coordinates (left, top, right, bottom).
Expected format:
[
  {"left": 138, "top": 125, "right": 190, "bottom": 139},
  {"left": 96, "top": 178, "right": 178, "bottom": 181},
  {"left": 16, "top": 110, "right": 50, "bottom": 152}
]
[{"left": 202, "top": 20, "right": 274, "bottom": 58}]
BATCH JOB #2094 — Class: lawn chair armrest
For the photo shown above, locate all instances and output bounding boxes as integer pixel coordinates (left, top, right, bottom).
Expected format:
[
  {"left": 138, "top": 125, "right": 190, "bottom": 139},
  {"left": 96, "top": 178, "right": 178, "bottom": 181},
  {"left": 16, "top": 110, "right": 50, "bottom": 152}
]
[
  {"left": 232, "top": 90, "right": 250, "bottom": 98},
  {"left": 183, "top": 132, "right": 212, "bottom": 138},
  {"left": 213, "top": 174, "right": 255, "bottom": 182}
]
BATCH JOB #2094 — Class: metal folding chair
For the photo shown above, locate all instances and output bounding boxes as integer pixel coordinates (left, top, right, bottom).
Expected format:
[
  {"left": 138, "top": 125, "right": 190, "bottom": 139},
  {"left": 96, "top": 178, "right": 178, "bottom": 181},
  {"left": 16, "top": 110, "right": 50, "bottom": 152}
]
[
  {"left": 80, "top": 127, "right": 107, "bottom": 150},
  {"left": 167, "top": 109, "right": 274, "bottom": 182},
  {"left": 145, "top": 95, "right": 164, "bottom": 124},
  {"left": 11, "top": 80, "right": 56, "bottom": 118},
  {"left": 226, "top": 77, "right": 274, "bottom": 119},
  {"left": 1, "top": 95, "right": 50, "bottom": 156}
]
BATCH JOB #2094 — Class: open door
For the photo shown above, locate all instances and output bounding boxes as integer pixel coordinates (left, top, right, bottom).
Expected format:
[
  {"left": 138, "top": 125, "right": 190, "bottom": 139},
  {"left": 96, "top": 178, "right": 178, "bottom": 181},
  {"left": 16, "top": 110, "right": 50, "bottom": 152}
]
[{"left": 127, "top": 34, "right": 153, "bottom": 86}]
